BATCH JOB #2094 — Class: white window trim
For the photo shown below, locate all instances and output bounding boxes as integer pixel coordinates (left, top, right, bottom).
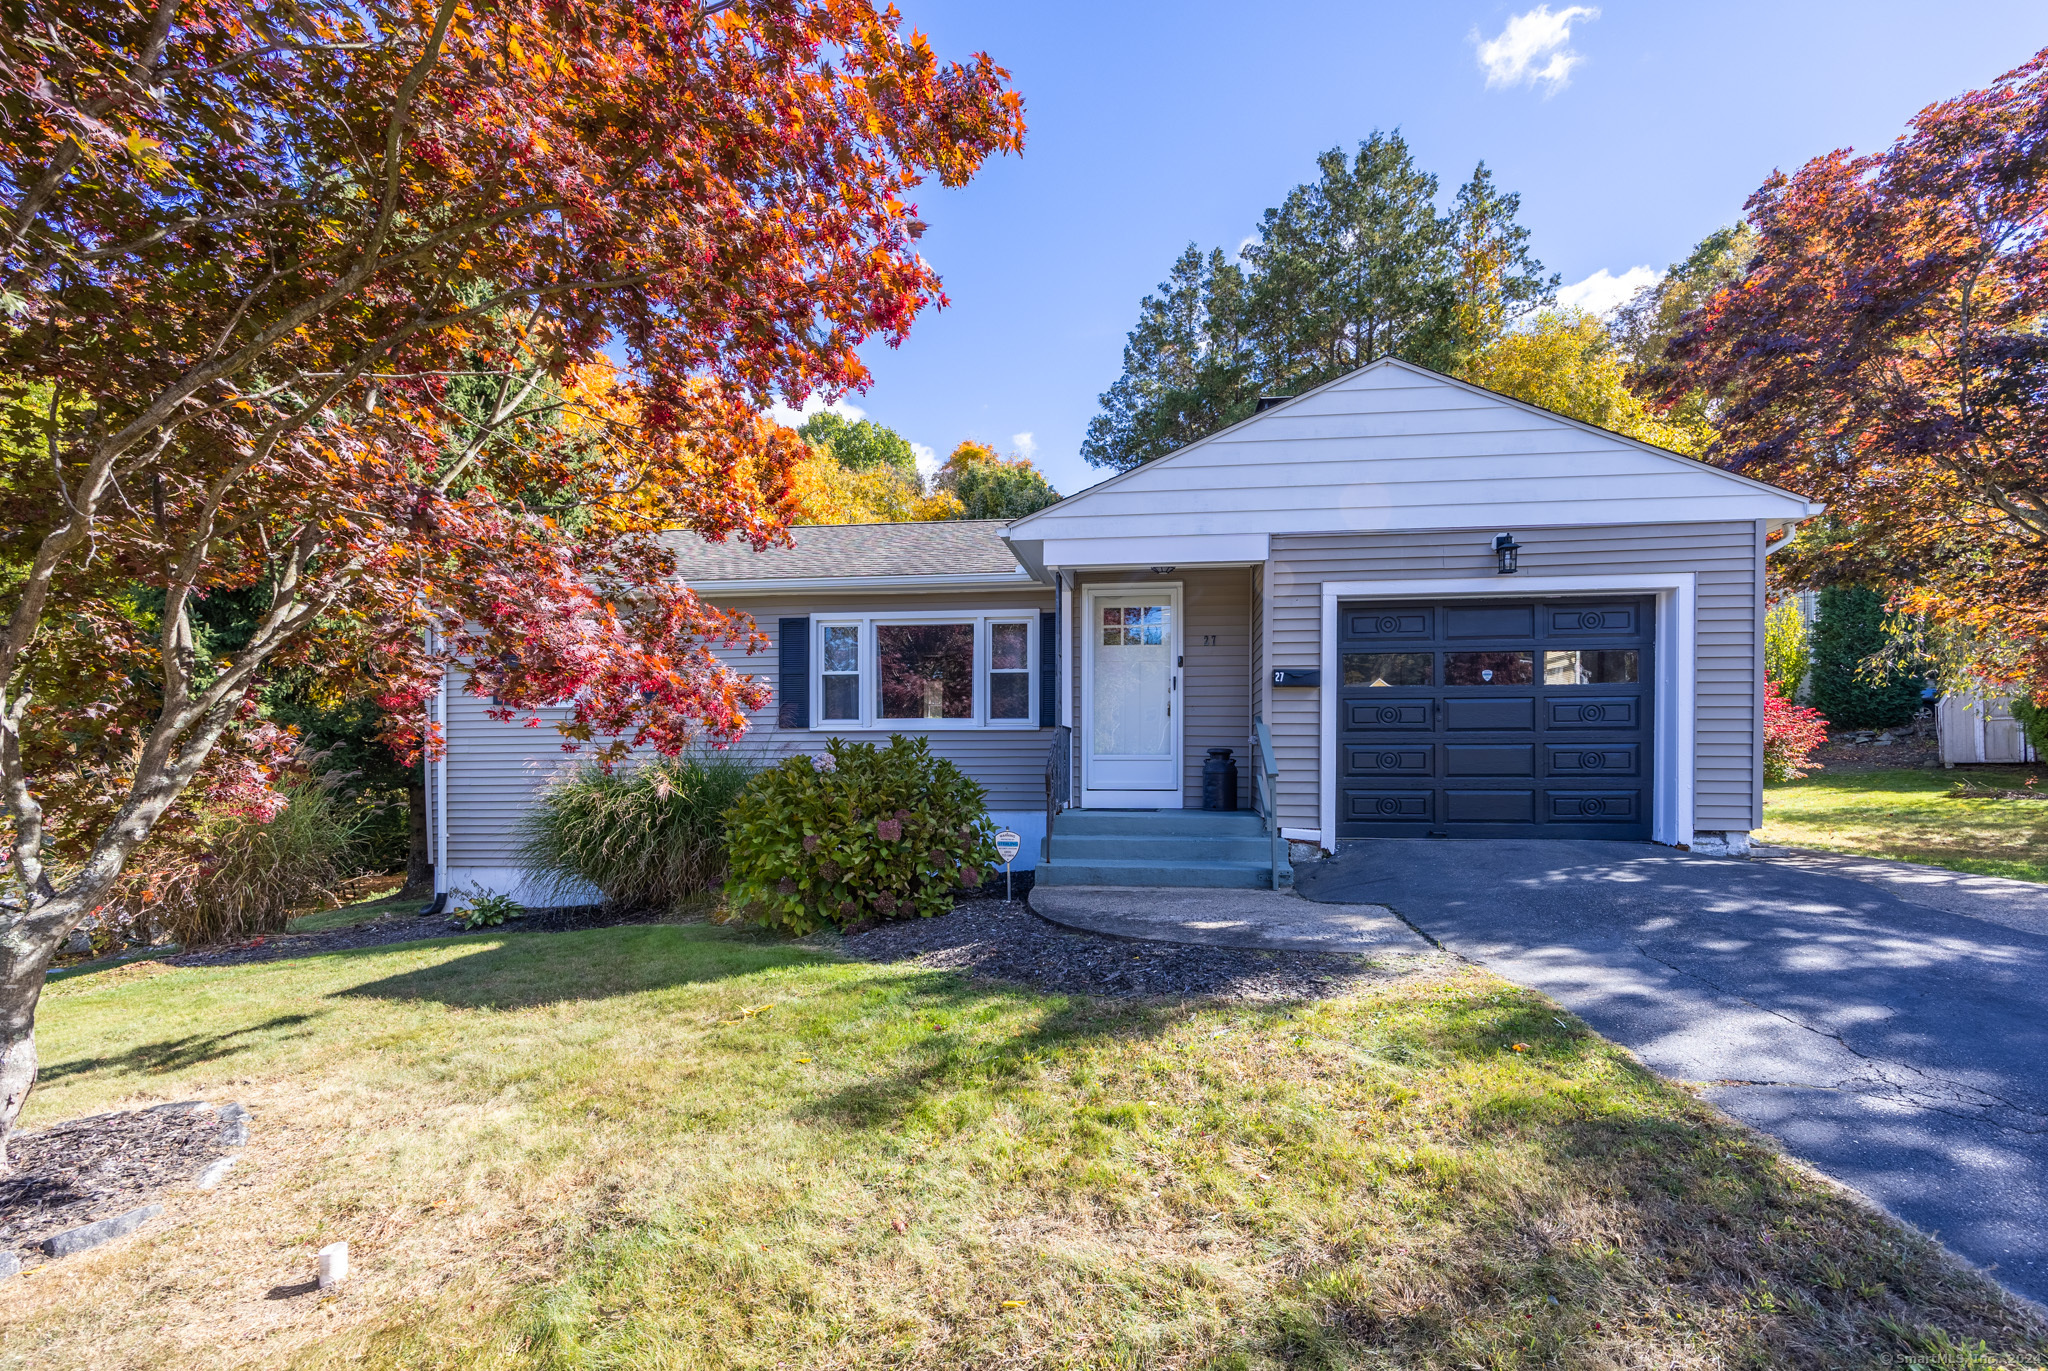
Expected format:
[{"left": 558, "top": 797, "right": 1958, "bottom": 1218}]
[{"left": 811, "top": 610, "right": 1040, "bottom": 731}]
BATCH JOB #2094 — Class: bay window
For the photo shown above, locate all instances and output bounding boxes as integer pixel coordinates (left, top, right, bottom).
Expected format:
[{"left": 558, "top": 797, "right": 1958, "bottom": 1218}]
[{"left": 812, "top": 613, "right": 1037, "bottom": 729}]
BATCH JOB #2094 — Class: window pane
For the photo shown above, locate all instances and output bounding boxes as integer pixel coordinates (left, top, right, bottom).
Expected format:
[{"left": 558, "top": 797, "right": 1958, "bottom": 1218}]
[
  {"left": 1445, "top": 651, "right": 1533, "bottom": 685},
  {"left": 991, "top": 622, "right": 1029, "bottom": 671},
  {"left": 990, "top": 672, "right": 1031, "bottom": 719},
  {"left": 821, "top": 624, "right": 859, "bottom": 674},
  {"left": 1344, "top": 652, "right": 1433, "bottom": 687},
  {"left": 878, "top": 623, "right": 974, "bottom": 720},
  {"left": 1092, "top": 601, "right": 1172, "bottom": 755},
  {"left": 1544, "top": 649, "right": 1639, "bottom": 685},
  {"left": 821, "top": 673, "right": 860, "bottom": 721}
]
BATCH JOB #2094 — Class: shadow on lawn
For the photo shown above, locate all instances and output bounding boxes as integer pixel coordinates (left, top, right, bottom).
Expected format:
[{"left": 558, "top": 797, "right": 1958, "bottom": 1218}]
[
  {"left": 797, "top": 969, "right": 1300, "bottom": 1132},
  {"left": 39, "top": 1012, "right": 323, "bottom": 1083},
  {"left": 331, "top": 922, "right": 832, "bottom": 1011}
]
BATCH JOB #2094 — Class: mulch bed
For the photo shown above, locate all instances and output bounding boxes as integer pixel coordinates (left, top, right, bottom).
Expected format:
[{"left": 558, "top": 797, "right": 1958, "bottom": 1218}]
[
  {"left": 1, "top": 1102, "right": 235, "bottom": 1268},
  {"left": 1810, "top": 733, "right": 1941, "bottom": 774},
  {"left": 160, "top": 879, "right": 1041, "bottom": 970},
  {"left": 135, "top": 873, "right": 1438, "bottom": 1003},
  {"left": 837, "top": 897, "right": 1445, "bottom": 1002}
]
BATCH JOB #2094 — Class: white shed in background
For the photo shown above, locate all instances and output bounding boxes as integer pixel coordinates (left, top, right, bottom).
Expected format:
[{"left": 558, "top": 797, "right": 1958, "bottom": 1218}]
[{"left": 1939, "top": 687, "right": 2038, "bottom": 766}]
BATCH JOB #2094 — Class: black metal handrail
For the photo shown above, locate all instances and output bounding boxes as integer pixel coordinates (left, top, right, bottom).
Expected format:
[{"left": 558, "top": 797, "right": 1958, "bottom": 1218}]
[
  {"left": 1043, "top": 723, "right": 1071, "bottom": 859},
  {"left": 1252, "top": 716, "right": 1281, "bottom": 890}
]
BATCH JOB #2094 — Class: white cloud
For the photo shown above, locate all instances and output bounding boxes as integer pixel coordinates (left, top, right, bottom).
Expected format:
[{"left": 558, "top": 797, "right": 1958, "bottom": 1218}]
[
  {"left": 767, "top": 394, "right": 865, "bottom": 430},
  {"left": 1474, "top": 5, "right": 1600, "bottom": 94},
  {"left": 1556, "top": 264, "right": 1658, "bottom": 317},
  {"left": 912, "top": 442, "right": 939, "bottom": 482},
  {"left": 1012, "top": 431, "right": 1037, "bottom": 461}
]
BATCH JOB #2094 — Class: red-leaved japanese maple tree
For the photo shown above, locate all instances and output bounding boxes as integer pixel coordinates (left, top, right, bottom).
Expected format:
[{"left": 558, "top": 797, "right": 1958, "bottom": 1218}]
[
  {"left": 0, "top": 0, "right": 1023, "bottom": 1162},
  {"left": 1657, "top": 47, "right": 2048, "bottom": 688}
]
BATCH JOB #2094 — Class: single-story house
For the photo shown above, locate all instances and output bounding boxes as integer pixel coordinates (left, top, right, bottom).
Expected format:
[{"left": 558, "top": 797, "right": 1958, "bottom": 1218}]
[{"left": 426, "top": 358, "right": 1819, "bottom": 900}]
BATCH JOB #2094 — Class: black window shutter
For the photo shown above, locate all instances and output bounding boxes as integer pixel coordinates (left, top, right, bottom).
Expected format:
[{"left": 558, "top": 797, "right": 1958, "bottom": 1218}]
[
  {"left": 778, "top": 617, "right": 810, "bottom": 729},
  {"left": 1039, "top": 609, "right": 1058, "bottom": 728}
]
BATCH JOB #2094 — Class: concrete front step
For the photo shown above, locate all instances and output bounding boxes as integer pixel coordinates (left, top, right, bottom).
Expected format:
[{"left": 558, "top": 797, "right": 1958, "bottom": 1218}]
[
  {"left": 1041, "top": 808, "right": 1289, "bottom": 889},
  {"left": 1036, "top": 857, "right": 1289, "bottom": 890},
  {"left": 1049, "top": 809, "right": 1267, "bottom": 838},
  {"left": 1049, "top": 833, "right": 1278, "bottom": 863}
]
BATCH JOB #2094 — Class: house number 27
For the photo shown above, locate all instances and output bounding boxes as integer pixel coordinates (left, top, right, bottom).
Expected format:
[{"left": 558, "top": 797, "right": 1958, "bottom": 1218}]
[{"left": 1201, "top": 634, "right": 1217, "bottom": 646}]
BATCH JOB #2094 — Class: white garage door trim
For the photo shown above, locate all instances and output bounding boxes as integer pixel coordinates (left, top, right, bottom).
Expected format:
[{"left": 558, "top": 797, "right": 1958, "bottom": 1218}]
[{"left": 1317, "top": 573, "right": 1697, "bottom": 850}]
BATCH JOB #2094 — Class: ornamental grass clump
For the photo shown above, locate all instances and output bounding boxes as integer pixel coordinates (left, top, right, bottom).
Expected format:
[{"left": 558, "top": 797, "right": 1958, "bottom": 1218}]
[
  {"left": 112, "top": 768, "right": 363, "bottom": 949},
  {"left": 724, "top": 735, "right": 998, "bottom": 934},
  {"left": 518, "top": 752, "right": 759, "bottom": 912}
]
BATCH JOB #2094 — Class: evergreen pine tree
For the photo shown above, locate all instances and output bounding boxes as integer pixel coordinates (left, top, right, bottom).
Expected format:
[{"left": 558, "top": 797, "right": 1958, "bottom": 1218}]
[
  {"left": 1240, "top": 133, "right": 1460, "bottom": 389},
  {"left": 1081, "top": 245, "right": 1255, "bottom": 471},
  {"left": 1083, "top": 135, "right": 1549, "bottom": 471},
  {"left": 1808, "top": 585, "right": 1925, "bottom": 729},
  {"left": 1447, "top": 161, "right": 1558, "bottom": 354}
]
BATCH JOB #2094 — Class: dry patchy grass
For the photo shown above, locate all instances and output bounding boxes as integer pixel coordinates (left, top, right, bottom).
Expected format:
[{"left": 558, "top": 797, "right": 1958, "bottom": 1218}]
[{"left": 3, "top": 922, "right": 2043, "bottom": 1370}]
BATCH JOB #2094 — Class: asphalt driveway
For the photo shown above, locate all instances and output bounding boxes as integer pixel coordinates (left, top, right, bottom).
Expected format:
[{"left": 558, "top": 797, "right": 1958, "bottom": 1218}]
[{"left": 1297, "top": 839, "right": 2048, "bottom": 1307}]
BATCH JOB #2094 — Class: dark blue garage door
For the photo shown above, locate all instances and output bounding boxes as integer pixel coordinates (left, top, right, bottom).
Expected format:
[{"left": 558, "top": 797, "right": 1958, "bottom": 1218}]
[{"left": 1337, "top": 597, "right": 1654, "bottom": 840}]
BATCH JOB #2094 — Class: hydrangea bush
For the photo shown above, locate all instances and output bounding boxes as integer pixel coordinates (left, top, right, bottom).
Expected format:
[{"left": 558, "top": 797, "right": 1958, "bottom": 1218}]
[{"left": 723, "top": 735, "right": 999, "bottom": 934}]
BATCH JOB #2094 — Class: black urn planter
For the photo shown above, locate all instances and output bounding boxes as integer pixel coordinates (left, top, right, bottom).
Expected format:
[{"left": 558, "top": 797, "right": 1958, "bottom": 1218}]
[{"left": 1202, "top": 747, "right": 1239, "bottom": 811}]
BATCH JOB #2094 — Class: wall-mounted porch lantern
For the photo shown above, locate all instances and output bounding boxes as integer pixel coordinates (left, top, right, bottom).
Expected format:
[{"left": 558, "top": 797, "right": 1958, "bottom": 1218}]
[{"left": 1493, "top": 533, "right": 1521, "bottom": 574}]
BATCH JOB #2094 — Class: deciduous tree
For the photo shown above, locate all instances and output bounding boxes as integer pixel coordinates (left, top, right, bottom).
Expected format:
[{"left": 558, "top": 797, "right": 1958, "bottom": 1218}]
[
  {"left": 935, "top": 440, "right": 1058, "bottom": 519},
  {"left": 783, "top": 448, "right": 963, "bottom": 523},
  {"left": 1460, "top": 310, "right": 1709, "bottom": 454},
  {"left": 0, "top": 0, "right": 1021, "bottom": 1161},
  {"left": 795, "top": 412, "right": 920, "bottom": 480},
  {"left": 1655, "top": 49, "right": 2048, "bottom": 693}
]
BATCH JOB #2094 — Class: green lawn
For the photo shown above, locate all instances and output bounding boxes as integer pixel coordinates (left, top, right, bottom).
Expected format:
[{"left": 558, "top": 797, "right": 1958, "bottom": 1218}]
[
  {"left": 285, "top": 890, "right": 425, "bottom": 934},
  {"left": 5, "top": 923, "right": 2041, "bottom": 1369},
  {"left": 1761, "top": 767, "right": 2048, "bottom": 882}
]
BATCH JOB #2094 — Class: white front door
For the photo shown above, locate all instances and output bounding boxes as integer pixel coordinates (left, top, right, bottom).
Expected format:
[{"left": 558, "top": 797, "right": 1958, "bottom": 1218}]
[{"left": 1083, "top": 585, "right": 1182, "bottom": 804}]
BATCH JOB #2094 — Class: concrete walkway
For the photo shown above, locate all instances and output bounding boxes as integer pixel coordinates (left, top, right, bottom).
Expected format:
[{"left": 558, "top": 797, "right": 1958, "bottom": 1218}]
[
  {"left": 1028, "top": 885, "right": 1430, "bottom": 955},
  {"left": 1296, "top": 839, "right": 2048, "bottom": 1307}
]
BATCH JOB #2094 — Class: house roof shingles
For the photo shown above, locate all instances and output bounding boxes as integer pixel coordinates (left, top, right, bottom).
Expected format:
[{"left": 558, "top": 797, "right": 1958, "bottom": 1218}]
[{"left": 666, "top": 520, "right": 1023, "bottom": 583}]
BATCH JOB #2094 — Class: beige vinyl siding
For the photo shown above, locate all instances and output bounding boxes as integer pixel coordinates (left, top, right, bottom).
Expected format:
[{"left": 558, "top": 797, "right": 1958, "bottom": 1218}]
[
  {"left": 1267, "top": 520, "right": 1762, "bottom": 836},
  {"left": 1065, "top": 568, "right": 1252, "bottom": 807},
  {"left": 440, "top": 684, "right": 581, "bottom": 867},
  {"left": 438, "top": 586, "right": 1055, "bottom": 867},
  {"left": 1182, "top": 569, "right": 1252, "bottom": 802}
]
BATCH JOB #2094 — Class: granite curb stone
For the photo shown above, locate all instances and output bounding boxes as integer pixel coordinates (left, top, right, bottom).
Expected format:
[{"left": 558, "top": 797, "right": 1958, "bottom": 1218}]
[{"left": 42, "top": 1203, "right": 163, "bottom": 1258}]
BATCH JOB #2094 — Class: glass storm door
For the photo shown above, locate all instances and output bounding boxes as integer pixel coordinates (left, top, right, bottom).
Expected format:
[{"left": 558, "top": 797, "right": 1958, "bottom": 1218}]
[{"left": 1085, "top": 587, "right": 1181, "bottom": 801}]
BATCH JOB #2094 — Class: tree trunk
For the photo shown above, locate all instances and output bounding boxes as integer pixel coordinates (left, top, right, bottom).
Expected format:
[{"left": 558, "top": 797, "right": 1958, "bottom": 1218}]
[
  {"left": 0, "top": 904, "right": 69, "bottom": 1171},
  {"left": 404, "top": 773, "right": 433, "bottom": 895}
]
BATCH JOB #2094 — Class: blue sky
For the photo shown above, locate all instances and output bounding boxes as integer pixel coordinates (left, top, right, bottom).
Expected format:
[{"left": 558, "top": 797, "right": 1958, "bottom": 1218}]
[{"left": 772, "top": 2, "right": 2047, "bottom": 498}]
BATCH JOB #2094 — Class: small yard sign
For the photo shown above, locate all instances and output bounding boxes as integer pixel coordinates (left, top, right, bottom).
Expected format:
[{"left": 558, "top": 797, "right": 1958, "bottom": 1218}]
[{"left": 993, "top": 829, "right": 1022, "bottom": 903}]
